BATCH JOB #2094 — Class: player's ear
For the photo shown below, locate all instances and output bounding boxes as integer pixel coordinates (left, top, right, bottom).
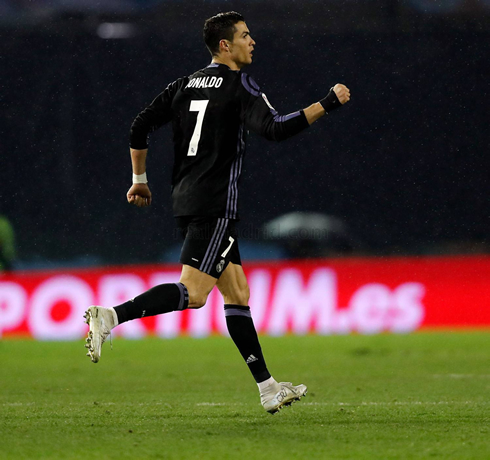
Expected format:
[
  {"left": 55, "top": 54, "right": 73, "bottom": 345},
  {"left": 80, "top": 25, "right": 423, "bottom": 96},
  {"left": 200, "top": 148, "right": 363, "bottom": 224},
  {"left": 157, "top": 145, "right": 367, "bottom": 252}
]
[{"left": 219, "top": 39, "right": 231, "bottom": 52}]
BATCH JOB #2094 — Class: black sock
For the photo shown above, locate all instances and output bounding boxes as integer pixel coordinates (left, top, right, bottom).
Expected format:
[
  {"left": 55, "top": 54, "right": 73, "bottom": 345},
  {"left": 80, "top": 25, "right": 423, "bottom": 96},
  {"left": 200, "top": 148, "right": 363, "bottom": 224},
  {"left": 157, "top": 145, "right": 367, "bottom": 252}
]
[
  {"left": 224, "top": 304, "right": 271, "bottom": 384},
  {"left": 114, "top": 282, "right": 189, "bottom": 324}
]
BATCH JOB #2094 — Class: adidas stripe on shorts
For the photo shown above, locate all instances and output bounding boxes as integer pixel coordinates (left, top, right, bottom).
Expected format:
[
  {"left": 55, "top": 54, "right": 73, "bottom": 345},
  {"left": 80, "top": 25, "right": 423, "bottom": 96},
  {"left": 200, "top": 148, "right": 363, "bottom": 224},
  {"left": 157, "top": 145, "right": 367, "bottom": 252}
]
[{"left": 176, "top": 216, "right": 241, "bottom": 279}]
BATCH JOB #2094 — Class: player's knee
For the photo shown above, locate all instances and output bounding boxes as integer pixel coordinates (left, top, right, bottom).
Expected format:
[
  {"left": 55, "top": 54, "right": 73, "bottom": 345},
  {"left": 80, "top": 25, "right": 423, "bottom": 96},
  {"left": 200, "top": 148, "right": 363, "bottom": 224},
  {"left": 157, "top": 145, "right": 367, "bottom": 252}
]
[
  {"left": 224, "top": 285, "right": 249, "bottom": 306},
  {"left": 187, "top": 291, "right": 209, "bottom": 309},
  {"left": 240, "top": 284, "right": 250, "bottom": 305}
]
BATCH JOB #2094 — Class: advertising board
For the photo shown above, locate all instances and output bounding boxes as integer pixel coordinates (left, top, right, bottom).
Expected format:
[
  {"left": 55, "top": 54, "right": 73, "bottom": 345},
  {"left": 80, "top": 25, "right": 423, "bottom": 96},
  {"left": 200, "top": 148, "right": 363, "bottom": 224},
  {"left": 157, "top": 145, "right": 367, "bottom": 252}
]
[{"left": 1, "top": 256, "right": 489, "bottom": 339}]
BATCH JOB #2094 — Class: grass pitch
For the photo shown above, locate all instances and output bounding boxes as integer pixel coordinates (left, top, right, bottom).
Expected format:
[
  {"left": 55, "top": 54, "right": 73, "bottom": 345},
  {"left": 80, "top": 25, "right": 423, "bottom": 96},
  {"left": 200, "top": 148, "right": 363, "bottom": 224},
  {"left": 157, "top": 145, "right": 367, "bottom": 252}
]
[{"left": 1, "top": 333, "right": 489, "bottom": 459}]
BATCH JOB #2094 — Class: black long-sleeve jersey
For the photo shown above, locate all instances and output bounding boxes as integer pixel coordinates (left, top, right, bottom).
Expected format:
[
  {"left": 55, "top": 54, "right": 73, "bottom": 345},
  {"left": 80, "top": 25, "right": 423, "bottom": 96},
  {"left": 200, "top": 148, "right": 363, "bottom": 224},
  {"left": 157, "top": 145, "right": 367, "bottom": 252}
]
[{"left": 130, "top": 63, "right": 309, "bottom": 219}]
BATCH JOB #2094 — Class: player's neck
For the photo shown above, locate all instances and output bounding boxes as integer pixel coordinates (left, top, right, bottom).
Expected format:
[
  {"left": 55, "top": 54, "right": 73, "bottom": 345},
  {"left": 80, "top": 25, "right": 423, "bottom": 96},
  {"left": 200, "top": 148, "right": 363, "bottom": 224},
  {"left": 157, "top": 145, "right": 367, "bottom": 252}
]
[{"left": 211, "top": 57, "right": 243, "bottom": 71}]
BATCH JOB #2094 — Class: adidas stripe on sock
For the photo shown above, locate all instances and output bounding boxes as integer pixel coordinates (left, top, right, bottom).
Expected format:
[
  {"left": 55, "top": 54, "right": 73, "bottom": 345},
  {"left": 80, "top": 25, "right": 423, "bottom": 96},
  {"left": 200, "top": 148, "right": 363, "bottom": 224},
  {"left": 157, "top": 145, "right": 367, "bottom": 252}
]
[{"left": 225, "top": 304, "right": 271, "bottom": 383}]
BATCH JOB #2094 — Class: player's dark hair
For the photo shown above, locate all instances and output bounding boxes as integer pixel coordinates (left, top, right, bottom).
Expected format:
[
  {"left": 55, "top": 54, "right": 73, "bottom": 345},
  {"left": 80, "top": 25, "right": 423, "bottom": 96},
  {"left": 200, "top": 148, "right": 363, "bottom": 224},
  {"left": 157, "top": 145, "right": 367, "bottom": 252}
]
[{"left": 203, "top": 11, "right": 245, "bottom": 57}]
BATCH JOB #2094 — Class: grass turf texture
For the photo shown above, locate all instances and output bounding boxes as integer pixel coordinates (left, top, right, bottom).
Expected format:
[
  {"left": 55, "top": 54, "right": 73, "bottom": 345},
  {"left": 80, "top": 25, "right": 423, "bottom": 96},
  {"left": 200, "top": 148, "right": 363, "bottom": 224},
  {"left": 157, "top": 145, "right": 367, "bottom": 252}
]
[{"left": 1, "top": 333, "right": 489, "bottom": 459}]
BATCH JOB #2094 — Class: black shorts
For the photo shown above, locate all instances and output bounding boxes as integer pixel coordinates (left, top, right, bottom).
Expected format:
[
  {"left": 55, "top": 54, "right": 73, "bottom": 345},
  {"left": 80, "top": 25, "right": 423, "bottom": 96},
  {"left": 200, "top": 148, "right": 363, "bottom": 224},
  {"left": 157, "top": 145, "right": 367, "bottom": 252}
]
[{"left": 176, "top": 216, "right": 242, "bottom": 279}]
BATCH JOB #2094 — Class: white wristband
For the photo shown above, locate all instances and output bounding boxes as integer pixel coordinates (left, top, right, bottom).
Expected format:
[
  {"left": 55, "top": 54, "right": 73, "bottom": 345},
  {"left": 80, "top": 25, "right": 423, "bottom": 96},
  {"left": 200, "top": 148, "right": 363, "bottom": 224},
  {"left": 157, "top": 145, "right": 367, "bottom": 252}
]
[{"left": 132, "top": 172, "right": 147, "bottom": 184}]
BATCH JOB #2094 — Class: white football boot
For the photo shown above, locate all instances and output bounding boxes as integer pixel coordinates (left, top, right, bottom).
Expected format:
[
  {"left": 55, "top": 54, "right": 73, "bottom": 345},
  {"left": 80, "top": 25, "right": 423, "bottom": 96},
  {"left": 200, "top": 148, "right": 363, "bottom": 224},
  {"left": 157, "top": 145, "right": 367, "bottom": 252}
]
[
  {"left": 260, "top": 381, "right": 308, "bottom": 414},
  {"left": 83, "top": 306, "right": 117, "bottom": 363}
]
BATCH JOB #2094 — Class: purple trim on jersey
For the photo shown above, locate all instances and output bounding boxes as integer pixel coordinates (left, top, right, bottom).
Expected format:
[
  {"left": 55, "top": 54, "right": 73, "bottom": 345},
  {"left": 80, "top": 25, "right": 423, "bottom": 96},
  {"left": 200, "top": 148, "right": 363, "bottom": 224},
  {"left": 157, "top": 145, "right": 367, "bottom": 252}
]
[
  {"left": 237, "top": 125, "right": 246, "bottom": 214},
  {"left": 259, "top": 92, "right": 301, "bottom": 124},
  {"left": 273, "top": 111, "right": 302, "bottom": 123},
  {"left": 226, "top": 156, "right": 239, "bottom": 219},
  {"left": 207, "top": 62, "right": 219, "bottom": 68},
  {"left": 241, "top": 73, "right": 261, "bottom": 97},
  {"left": 234, "top": 152, "right": 244, "bottom": 217},
  {"left": 226, "top": 124, "right": 245, "bottom": 219},
  {"left": 226, "top": 160, "right": 237, "bottom": 219},
  {"left": 247, "top": 74, "right": 261, "bottom": 91}
]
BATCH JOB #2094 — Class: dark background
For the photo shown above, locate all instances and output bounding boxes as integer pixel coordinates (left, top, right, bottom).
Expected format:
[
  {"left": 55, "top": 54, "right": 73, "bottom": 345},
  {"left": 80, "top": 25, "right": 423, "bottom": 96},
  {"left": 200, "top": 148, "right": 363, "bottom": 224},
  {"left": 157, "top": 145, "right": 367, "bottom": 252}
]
[{"left": 1, "top": 0, "right": 489, "bottom": 267}]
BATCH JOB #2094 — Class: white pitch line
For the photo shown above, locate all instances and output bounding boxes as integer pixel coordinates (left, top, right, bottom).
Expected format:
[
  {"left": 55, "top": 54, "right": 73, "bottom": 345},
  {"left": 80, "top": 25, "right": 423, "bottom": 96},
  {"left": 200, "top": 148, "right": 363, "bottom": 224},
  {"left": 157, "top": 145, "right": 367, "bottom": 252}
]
[
  {"left": 196, "top": 401, "right": 488, "bottom": 407},
  {"left": 196, "top": 402, "right": 229, "bottom": 406},
  {"left": 303, "top": 401, "right": 489, "bottom": 406},
  {"left": 2, "top": 402, "right": 35, "bottom": 407},
  {"left": 432, "top": 374, "right": 490, "bottom": 379},
  {"left": 3, "top": 401, "right": 488, "bottom": 407}
]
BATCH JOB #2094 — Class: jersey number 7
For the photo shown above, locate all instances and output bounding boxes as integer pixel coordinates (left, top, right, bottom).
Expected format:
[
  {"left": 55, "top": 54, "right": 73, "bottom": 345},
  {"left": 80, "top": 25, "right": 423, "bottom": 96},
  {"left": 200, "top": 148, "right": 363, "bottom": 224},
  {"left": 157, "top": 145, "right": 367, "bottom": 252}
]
[{"left": 187, "top": 100, "right": 209, "bottom": 156}]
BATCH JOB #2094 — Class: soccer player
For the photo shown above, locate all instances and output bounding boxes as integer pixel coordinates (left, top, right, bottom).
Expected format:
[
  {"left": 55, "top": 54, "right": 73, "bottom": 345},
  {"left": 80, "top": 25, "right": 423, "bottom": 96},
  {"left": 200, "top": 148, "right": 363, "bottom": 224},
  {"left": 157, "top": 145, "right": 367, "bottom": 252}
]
[{"left": 84, "top": 11, "right": 350, "bottom": 414}]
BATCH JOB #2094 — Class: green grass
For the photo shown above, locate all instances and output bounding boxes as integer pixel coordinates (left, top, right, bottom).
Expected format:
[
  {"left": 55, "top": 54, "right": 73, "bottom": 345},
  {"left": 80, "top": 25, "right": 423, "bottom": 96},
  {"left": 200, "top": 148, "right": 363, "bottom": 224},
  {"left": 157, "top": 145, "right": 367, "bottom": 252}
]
[{"left": 1, "top": 333, "right": 489, "bottom": 459}]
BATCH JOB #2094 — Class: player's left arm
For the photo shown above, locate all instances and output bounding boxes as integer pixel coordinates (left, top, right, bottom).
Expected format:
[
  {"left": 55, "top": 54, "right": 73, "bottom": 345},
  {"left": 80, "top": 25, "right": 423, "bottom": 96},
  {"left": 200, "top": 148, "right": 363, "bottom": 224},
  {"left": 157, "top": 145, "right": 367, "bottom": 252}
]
[
  {"left": 304, "top": 84, "right": 351, "bottom": 125},
  {"left": 241, "top": 75, "right": 350, "bottom": 142}
]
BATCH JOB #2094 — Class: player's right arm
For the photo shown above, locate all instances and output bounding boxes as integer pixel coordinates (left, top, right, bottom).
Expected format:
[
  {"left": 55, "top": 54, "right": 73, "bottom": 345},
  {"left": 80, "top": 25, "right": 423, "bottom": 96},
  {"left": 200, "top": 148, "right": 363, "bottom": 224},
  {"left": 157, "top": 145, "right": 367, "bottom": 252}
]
[
  {"left": 130, "top": 79, "right": 183, "bottom": 149},
  {"left": 127, "top": 148, "right": 152, "bottom": 208},
  {"left": 127, "top": 78, "right": 185, "bottom": 208}
]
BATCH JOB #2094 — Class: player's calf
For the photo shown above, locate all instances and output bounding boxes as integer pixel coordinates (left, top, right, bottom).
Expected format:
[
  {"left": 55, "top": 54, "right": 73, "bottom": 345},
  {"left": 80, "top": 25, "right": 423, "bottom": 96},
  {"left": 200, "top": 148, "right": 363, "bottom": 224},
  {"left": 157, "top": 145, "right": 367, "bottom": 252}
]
[{"left": 186, "top": 292, "right": 209, "bottom": 309}]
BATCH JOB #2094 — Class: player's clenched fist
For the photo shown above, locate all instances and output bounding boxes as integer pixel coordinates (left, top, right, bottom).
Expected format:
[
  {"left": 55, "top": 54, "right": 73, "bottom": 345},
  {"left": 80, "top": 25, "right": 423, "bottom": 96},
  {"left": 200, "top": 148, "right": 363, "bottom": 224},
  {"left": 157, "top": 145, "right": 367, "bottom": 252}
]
[
  {"left": 333, "top": 84, "right": 350, "bottom": 105},
  {"left": 319, "top": 84, "right": 351, "bottom": 114},
  {"left": 127, "top": 183, "right": 152, "bottom": 207}
]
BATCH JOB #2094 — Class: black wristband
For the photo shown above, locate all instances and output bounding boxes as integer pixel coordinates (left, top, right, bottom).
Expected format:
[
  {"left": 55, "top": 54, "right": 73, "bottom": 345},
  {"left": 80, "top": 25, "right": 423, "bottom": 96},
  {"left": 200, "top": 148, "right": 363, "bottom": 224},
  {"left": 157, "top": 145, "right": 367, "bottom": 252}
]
[{"left": 319, "top": 87, "right": 342, "bottom": 113}]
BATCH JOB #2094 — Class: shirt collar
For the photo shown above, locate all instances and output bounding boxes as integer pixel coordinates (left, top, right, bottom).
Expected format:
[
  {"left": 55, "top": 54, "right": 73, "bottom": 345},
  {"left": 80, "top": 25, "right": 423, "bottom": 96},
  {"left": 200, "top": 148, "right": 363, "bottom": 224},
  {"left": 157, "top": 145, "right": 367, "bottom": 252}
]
[{"left": 207, "top": 62, "right": 238, "bottom": 72}]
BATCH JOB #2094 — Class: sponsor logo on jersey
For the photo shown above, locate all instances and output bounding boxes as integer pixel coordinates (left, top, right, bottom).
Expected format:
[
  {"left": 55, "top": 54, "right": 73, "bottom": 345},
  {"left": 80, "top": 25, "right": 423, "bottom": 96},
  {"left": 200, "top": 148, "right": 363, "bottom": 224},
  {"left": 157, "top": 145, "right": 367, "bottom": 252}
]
[
  {"left": 262, "top": 93, "right": 275, "bottom": 110},
  {"left": 186, "top": 76, "right": 224, "bottom": 89},
  {"left": 216, "top": 259, "right": 225, "bottom": 273}
]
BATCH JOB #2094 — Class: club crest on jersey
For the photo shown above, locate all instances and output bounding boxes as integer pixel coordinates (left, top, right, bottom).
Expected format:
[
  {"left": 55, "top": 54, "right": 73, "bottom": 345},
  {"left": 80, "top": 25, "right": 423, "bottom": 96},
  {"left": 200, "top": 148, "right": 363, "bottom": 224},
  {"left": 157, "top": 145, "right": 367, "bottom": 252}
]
[
  {"left": 186, "top": 76, "right": 224, "bottom": 89},
  {"left": 216, "top": 259, "right": 225, "bottom": 273},
  {"left": 262, "top": 93, "right": 275, "bottom": 111}
]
